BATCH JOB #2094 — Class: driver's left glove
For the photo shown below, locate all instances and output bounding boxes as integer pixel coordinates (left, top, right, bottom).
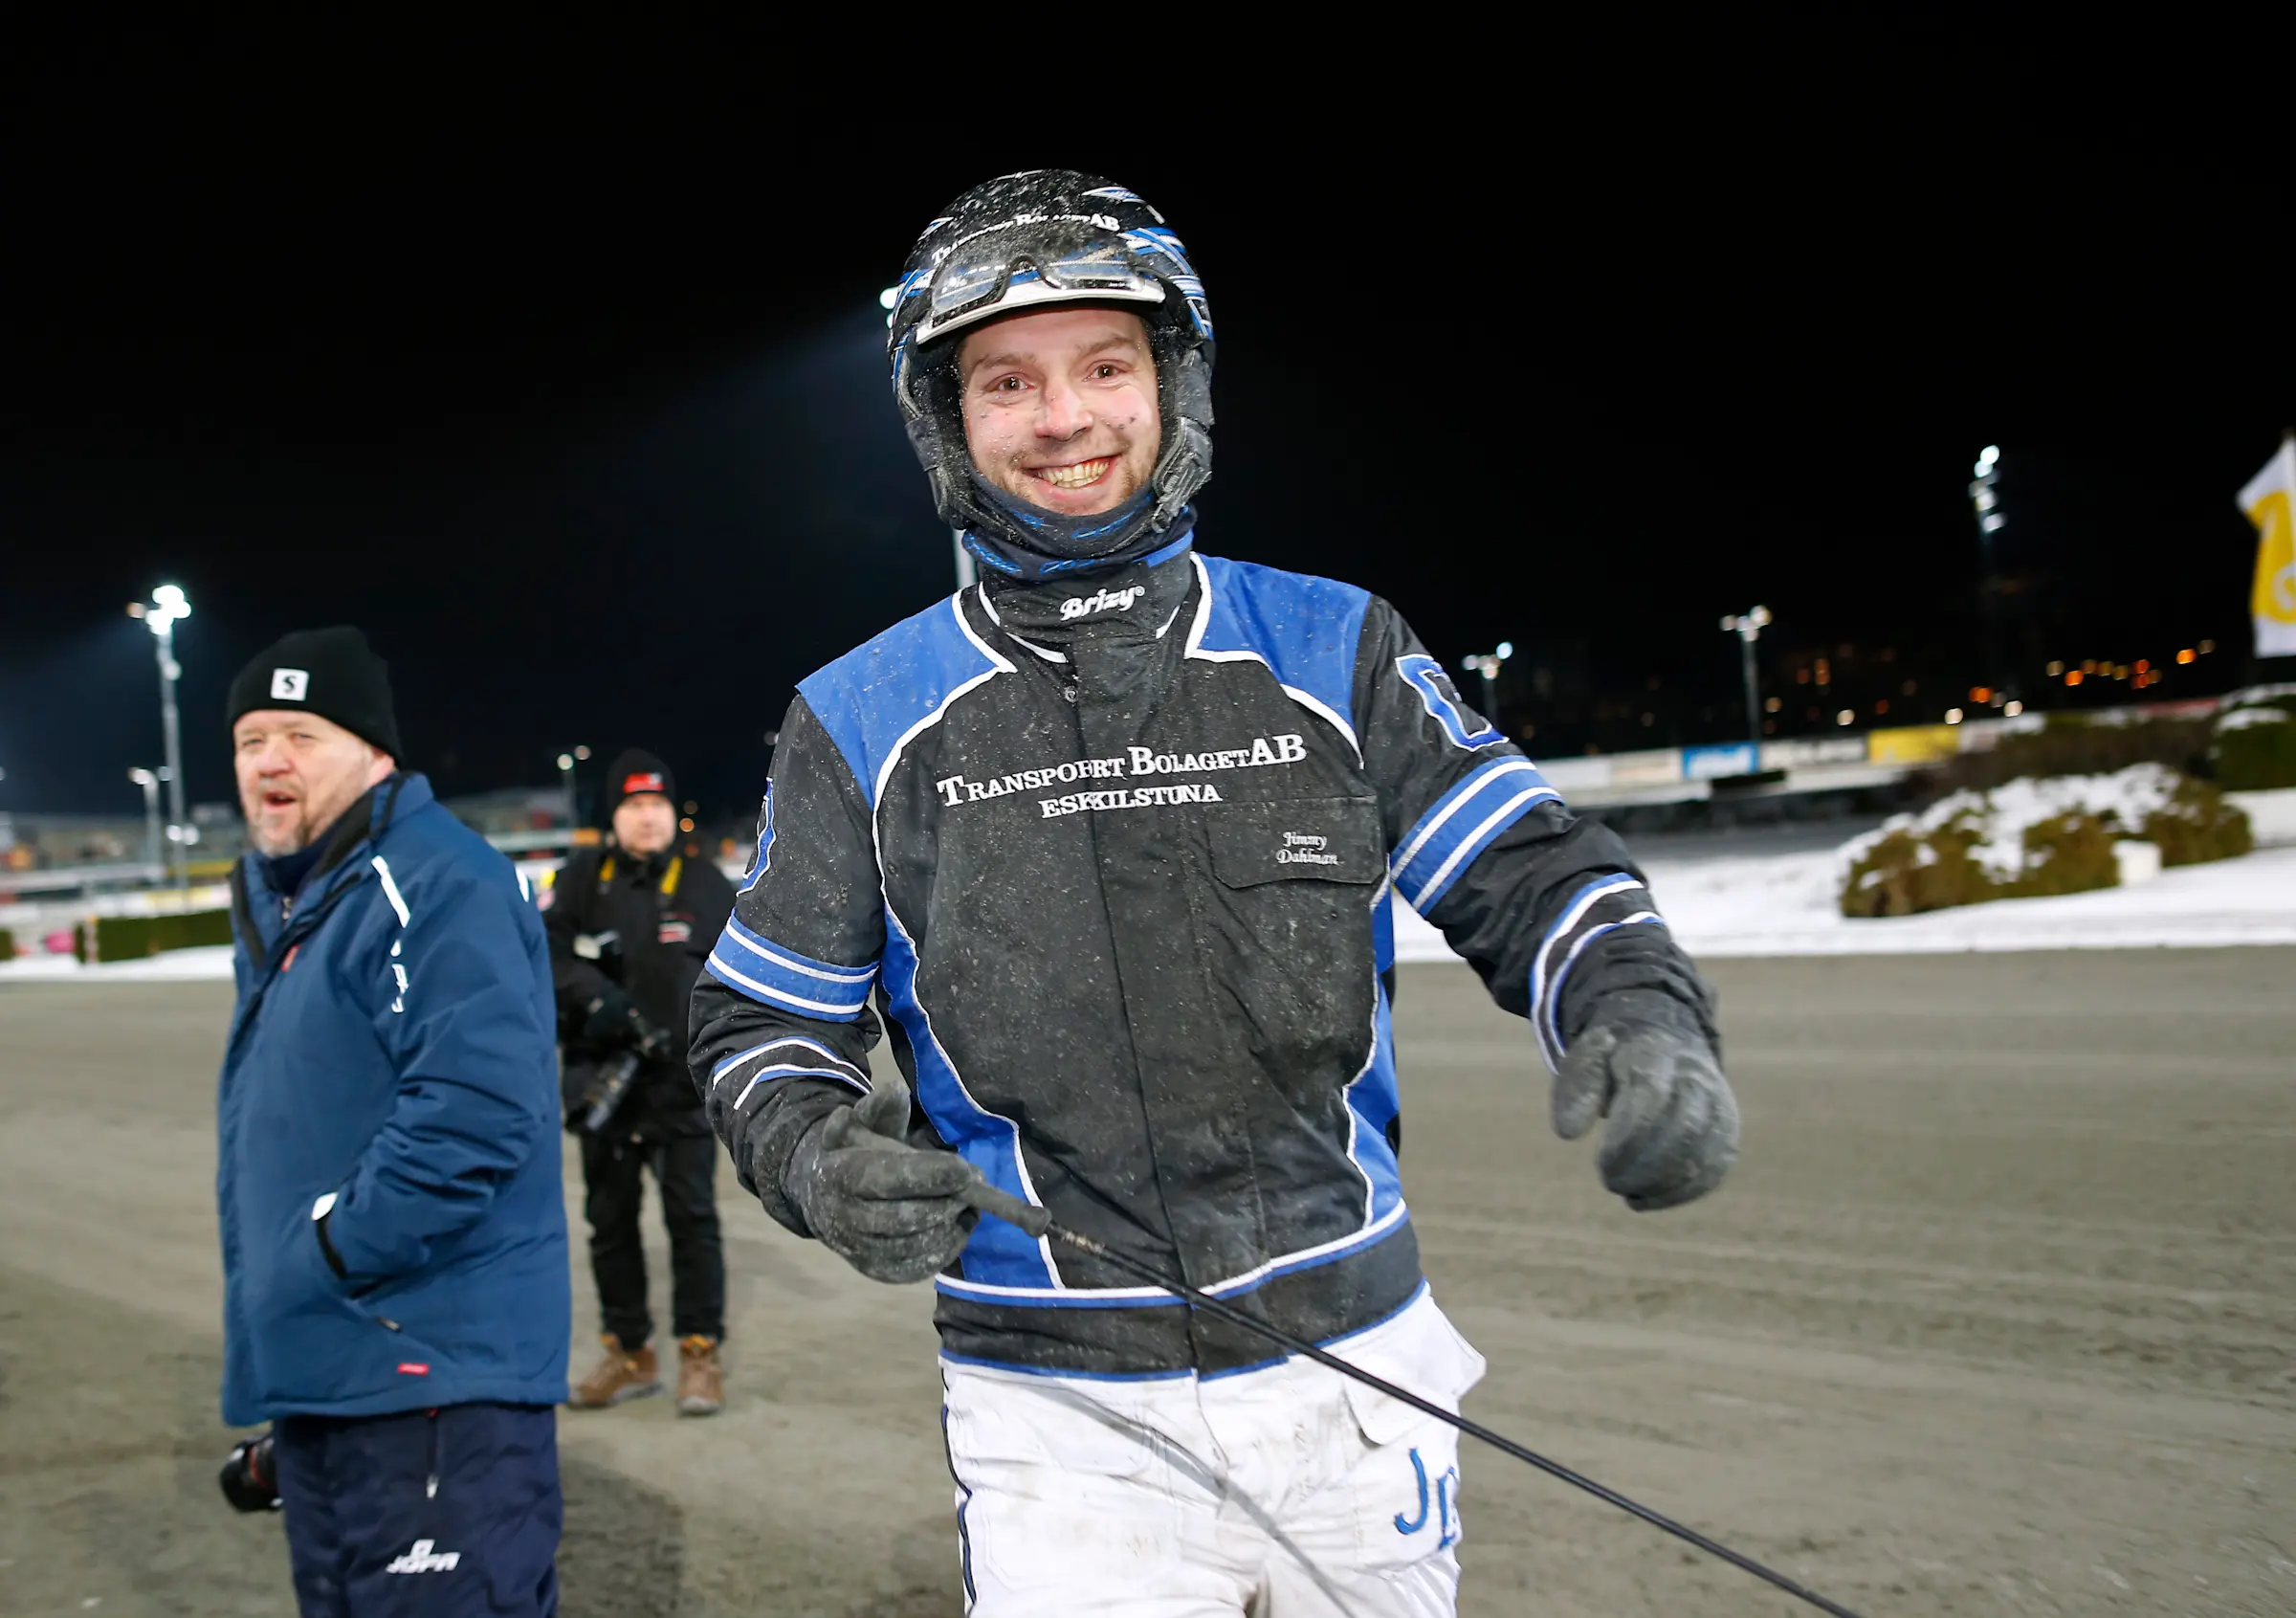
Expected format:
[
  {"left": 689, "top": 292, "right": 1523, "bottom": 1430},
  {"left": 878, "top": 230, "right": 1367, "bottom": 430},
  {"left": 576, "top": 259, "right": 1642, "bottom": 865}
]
[{"left": 1552, "top": 994, "right": 1739, "bottom": 1211}]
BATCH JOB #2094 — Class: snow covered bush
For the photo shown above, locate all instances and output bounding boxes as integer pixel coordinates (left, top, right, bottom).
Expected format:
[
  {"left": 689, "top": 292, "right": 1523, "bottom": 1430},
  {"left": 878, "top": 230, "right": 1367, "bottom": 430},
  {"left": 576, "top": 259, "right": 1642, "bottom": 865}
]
[
  {"left": 2213, "top": 698, "right": 2296, "bottom": 790},
  {"left": 1934, "top": 712, "right": 2211, "bottom": 794},
  {"left": 1837, "top": 765, "right": 2250, "bottom": 918},
  {"left": 2142, "top": 773, "right": 2254, "bottom": 865}
]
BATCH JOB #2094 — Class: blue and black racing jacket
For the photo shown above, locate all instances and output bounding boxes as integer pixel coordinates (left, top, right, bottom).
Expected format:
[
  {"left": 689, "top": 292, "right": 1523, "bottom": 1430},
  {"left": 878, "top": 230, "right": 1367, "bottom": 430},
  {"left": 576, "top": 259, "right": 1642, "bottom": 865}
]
[{"left": 688, "top": 537, "right": 1714, "bottom": 1376}]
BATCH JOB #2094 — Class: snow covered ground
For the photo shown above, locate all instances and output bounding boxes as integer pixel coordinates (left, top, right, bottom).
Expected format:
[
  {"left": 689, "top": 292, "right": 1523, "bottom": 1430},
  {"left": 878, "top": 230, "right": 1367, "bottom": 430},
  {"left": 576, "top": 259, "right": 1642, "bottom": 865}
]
[
  {"left": 1392, "top": 839, "right": 2296, "bottom": 961},
  {"left": 0, "top": 943, "right": 237, "bottom": 982}
]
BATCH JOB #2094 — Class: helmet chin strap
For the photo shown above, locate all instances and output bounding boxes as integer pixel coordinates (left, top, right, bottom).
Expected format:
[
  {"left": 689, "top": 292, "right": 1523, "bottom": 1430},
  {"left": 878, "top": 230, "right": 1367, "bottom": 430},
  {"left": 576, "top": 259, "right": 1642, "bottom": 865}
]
[{"left": 960, "top": 477, "right": 1190, "bottom": 584}]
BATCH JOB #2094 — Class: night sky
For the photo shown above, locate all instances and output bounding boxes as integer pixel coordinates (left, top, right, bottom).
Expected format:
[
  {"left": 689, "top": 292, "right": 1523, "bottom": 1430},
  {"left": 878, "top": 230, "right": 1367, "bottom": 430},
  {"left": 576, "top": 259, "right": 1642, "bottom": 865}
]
[{"left": 5, "top": 21, "right": 2289, "bottom": 825}]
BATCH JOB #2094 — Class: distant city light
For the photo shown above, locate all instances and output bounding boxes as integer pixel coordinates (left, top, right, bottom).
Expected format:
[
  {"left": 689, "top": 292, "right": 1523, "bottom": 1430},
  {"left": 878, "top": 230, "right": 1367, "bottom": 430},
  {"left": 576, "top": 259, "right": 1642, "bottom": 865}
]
[
  {"left": 2198, "top": 639, "right": 2215, "bottom": 654},
  {"left": 2046, "top": 660, "right": 2064, "bottom": 676},
  {"left": 1764, "top": 696, "right": 1781, "bottom": 712},
  {"left": 1835, "top": 709, "right": 1854, "bottom": 726},
  {"left": 1945, "top": 708, "right": 1964, "bottom": 724},
  {"left": 2176, "top": 648, "right": 2197, "bottom": 664},
  {"left": 1494, "top": 640, "right": 1513, "bottom": 660},
  {"left": 2004, "top": 700, "right": 2023, "bottom": 716},
  {"left": 1970, "top": 686, "right": 1991, "bottom": 703},
  {"left": 2066, "top": 670, "right": 2085, "bottom": 686}
]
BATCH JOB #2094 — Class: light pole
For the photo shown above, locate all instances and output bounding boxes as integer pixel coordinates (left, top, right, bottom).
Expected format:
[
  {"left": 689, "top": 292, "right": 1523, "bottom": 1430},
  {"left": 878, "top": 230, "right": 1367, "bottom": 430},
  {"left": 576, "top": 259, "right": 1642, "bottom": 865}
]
[
  {"left": 128, "top": 767, "right": 166, "bottom": 875},
  {"left": 1461, "top": 641, "right": 1513, "bottom": 716},
  {"left": 127, "top": 584, "right": 191, "bottom": 887},
  {"left": 884, "top": 284, "right": 978, "bottom": 590},
  {"left": 556, "top": 744, "right": 591, "bottom": 830},
  {"left": 1720, "top": 606, "right": 1772, "bottom": 753},
  {"left": 1969, "top": 446, "right": 2007, "bottom": 701}
]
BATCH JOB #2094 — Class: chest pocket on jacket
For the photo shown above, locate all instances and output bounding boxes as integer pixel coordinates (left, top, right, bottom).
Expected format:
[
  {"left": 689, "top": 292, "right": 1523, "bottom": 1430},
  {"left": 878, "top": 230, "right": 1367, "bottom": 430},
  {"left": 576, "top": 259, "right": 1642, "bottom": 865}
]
[
  {"left": 1206, "top": 796, "right": 1385, "bottom": 889},
  {"left": 1197, "top": 796, "right": 1385, "bottom": 1106}
]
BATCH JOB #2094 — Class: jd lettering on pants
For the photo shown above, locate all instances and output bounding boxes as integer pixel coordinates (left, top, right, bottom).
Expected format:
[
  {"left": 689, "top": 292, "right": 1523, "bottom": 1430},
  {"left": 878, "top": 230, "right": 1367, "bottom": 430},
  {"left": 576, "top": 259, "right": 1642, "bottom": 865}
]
[{"left": 939, "top": 1292, "right": 1485, "bottom": 1617}]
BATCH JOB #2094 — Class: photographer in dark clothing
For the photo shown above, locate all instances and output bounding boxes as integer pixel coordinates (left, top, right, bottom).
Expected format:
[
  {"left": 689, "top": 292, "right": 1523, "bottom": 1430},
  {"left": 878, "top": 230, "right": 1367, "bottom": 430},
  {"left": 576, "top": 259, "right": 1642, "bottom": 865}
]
[{"left": 545, "top": 749, "right": 737, "bottom": 1415}]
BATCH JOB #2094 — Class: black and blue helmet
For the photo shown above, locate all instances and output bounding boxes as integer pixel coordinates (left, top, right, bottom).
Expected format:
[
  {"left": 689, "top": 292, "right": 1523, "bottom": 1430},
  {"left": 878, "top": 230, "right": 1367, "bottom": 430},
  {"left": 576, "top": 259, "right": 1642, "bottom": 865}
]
[{"left": 888, "top": 169, "right": 1215, "bottom": 576}]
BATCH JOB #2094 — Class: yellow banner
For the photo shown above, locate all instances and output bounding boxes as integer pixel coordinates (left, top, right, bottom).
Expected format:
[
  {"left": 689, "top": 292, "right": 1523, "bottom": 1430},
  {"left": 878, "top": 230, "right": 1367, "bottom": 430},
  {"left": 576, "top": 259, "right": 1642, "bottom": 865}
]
[
  {"left": 1868, "top": 724, "right": 1961, "bottom": 765},
  {"left": 2239, "top": 436, "right": 2296, "bottom": 658}
]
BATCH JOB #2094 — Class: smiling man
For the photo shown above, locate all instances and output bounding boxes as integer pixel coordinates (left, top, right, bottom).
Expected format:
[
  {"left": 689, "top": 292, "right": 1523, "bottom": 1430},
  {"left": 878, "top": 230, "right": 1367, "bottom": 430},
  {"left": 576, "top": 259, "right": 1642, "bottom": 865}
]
[
  {"left": 215, "top": 627, "right": 569, "bottom": 1618},
  {"left": 689, "top": 172, "right": 1738, "bottom": 1616}
]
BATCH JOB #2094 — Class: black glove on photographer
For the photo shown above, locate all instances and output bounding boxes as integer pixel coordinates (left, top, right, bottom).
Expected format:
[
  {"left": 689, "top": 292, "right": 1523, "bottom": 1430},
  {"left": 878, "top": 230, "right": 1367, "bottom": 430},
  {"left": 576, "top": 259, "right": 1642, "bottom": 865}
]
[
  {"left": 1553, "top": 992, "right": 1739, "bottom": 1211},
  {"left": 786, "top": 1085, "right": 981, "bottom": 1283},
  {"left": 580, "top": 987, "right": 645, "bottom": 1051}
]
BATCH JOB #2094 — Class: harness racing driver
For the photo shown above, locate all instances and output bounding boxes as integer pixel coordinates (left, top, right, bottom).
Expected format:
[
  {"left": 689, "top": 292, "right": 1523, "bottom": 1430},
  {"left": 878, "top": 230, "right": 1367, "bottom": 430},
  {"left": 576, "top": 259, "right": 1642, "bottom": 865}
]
[{"left": 688, "top": 169, "right": 1741, "bottom": 1616}]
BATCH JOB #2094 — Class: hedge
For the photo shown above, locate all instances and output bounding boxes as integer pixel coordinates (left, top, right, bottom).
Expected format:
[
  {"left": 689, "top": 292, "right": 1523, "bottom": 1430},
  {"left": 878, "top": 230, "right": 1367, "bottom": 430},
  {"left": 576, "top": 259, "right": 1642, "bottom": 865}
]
[
  {"left": 1840, "top": 809, "right": 2122, "bottom": 917},
  {"left": 1933, "top": 713, "right": 2213, "bottom": 795},
  {"left": 1840, "top": 767, "right": 2252, "bottom": 918},
  {"left": 76, "top": 908, "right": 234, "bottom": 963},
  {"left": 0, "top": 926, "right": 13, "bottom": 961},
  {"left": 2144, "top": 775, "right": 2255, "bottom": 864},
  {"left": 2213, "top": 698, "right": 2296, "bottom": 790}
]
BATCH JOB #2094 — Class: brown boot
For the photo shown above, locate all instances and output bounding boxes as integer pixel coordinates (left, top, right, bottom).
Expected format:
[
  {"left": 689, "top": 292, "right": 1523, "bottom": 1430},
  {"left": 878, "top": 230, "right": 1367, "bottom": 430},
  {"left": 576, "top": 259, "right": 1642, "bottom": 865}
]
[
  {"left": 567, "top": 1334, "right": 661, "bottom": 1408},
  {"left": 676, "top": 1335, "right": 723, "bottom": 1416}
]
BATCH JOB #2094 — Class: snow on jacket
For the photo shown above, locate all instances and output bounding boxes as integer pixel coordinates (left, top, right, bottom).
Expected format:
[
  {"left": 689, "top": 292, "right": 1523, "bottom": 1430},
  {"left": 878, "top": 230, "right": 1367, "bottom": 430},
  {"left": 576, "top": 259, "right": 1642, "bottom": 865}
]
[
  {"left": 217, "top": 772, "right": 569, "bottom": 1424},
  {"left": 687, "top": 542, "right": 1714, "bottom": 1376}
]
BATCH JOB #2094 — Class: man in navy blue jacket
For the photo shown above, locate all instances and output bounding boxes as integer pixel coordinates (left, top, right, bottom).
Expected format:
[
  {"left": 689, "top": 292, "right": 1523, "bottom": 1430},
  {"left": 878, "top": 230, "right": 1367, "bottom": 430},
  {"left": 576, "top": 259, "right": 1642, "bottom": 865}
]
[{"left": 216, "top": 626, "right": 569, "bottom": 1618}]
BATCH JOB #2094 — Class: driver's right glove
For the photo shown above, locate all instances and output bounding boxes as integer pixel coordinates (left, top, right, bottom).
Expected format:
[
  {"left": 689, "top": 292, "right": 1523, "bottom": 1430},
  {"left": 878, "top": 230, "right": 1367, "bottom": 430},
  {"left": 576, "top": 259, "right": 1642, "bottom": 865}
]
[{"left": 785, "top": 1085, "right": 980, "bottom": 1283}]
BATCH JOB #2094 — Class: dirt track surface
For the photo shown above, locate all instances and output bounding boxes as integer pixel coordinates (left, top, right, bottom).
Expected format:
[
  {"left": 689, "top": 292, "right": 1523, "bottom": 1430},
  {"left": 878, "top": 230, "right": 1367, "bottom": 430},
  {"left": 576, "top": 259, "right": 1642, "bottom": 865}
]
[{"left": 2, "top": 951, "right": 2291, "bottom": 1616}]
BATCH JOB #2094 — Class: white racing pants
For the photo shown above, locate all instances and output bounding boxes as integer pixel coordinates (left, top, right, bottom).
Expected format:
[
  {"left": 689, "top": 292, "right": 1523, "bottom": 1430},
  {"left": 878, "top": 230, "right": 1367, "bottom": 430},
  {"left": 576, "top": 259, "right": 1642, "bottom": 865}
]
[{"left": 940, "top": 1288, "right": 1488, "bottom": 1617}]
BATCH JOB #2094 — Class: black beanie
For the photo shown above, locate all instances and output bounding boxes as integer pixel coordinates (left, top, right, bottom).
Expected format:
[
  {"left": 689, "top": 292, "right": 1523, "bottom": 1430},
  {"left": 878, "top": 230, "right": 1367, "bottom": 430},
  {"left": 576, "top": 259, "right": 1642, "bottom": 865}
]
[
  {"left": 226, "top": 627, "right": 404, "bottom": 760},
  {"left": 603, "top": 748, "right": 676, "bottom": 820}
]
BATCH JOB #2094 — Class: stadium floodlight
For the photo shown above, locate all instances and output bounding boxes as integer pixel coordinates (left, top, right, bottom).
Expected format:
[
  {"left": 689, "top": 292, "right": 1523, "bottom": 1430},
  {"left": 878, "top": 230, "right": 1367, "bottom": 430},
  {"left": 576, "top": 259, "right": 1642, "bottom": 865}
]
[
  {"left": 1460, "top": 643, "right": 1512, "bottom": 716},
  {"left": 1719, "top": 606, "right": 1772, "bottom": 754},
  {"left": 1968, "top": 448, "right": 2012, "bottom": 705},
  {"left": 127, "top": 585, "right": 192, "bottom": 887}
]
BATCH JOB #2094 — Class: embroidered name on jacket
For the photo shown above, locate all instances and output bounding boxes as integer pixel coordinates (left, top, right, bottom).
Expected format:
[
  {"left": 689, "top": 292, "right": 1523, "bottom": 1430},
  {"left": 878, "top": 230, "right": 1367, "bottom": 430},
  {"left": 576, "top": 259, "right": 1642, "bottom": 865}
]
[{"left": 934, "top": 732, "right": 1309, "bottom": 810}]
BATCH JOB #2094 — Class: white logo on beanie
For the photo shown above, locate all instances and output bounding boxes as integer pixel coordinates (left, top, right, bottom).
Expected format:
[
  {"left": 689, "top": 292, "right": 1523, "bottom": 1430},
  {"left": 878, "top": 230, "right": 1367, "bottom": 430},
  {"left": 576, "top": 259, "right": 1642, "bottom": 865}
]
[{"left": 270, "top": 668, "right": 310, "bottom": 701}]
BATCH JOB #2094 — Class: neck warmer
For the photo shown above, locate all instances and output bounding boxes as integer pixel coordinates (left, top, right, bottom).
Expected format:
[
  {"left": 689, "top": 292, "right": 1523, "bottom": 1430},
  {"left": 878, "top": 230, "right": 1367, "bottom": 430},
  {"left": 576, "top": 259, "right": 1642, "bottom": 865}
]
[
  {"left": 960, "top": 479, "right": 1194, "bottom": 585},
  {"left": 978, "top": 525, "right": 1198, "bottom": 650}
]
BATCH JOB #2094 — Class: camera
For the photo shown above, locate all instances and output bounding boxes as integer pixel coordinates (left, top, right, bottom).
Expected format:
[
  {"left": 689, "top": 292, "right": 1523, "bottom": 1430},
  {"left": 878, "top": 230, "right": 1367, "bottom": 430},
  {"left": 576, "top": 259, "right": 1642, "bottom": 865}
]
[{"left": 219, "top": 1431, "right": 281, "bottom": 1513}]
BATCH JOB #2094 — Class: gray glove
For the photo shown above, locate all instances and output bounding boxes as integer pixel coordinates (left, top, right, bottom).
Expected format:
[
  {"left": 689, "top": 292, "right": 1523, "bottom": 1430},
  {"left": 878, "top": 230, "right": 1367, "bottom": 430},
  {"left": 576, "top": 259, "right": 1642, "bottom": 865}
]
[
  {"left": 786, "top": 1085, "right": 980, "bottom": 1283},
  {"left": 1553, "top": 1014, "right": 1739, "bottom": 1211}
]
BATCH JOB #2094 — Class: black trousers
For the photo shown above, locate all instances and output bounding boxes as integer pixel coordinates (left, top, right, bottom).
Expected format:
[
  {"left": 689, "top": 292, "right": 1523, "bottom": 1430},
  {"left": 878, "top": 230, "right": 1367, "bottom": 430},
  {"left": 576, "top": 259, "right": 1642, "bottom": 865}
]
[
  {"left": 579, "top": 1131, "right": 724, "bottom": 1345},
  {"left": 273, "top": 1403, "right": 560, "bottom": 1617}
]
